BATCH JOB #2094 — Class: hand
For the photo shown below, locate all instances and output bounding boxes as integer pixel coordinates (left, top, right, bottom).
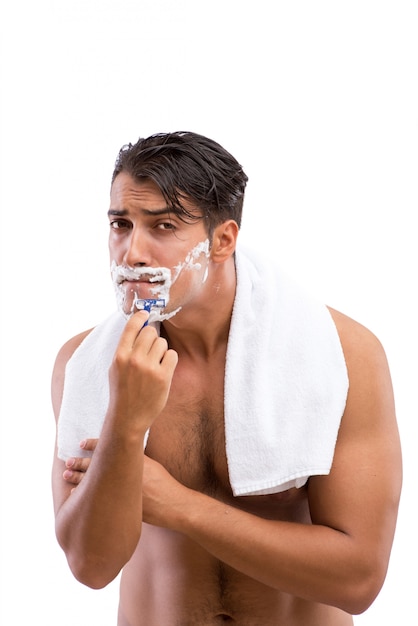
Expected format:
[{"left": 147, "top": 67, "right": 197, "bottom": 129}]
[
  {"left": 142, "top": 455, "right": 190, "bottom": 529},
  {"left": 63, "top": 438, "right": 98, "bottom": 488},
  {"left": 108, "top": 311, "right": 178, "bottom": 431}
]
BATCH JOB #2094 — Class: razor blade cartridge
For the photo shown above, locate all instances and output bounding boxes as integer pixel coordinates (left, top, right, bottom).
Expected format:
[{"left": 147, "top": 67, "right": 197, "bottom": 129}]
[
  {"left": 135, "top": 299, "right": 166, "bottom": 324},
  {"left": 135, "top": 298, "right": 166, "bottom": 312}
]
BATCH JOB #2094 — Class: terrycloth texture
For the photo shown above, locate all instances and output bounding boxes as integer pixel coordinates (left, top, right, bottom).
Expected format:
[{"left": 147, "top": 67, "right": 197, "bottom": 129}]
[
  {"left": 224, "top": 245, "right": 348, "bottom": 495},
  {"left": 57, "top": 245, "right": 349, "bottom": 496},
  {"left": 57, "top": 311, "right": 126, "bottom": 460}
]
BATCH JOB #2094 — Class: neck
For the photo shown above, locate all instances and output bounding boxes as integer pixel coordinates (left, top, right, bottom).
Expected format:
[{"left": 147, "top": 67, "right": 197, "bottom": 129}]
[{"left": 161, "top": 257, "right": 236, "bottom": 359}]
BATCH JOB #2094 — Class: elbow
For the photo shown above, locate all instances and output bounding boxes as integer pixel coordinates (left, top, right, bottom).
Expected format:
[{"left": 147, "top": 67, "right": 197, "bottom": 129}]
[
  {"left": 55, "top": 518, "right": 140, "bottom": 590},
  {"left": 67, "top": 552, "right": 122, "bottom": 589},
  {"left": 348, "top": 578, "right": 386, "bottom": 616},
  {"left": 337, "top": 561, "right": 388, "bottom": 615},
  {"left": 55, "top": 532, "right": 120, "bottom": 589}
]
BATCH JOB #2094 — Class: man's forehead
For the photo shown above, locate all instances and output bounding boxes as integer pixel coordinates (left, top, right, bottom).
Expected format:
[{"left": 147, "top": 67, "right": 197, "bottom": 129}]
[
  {"left": 110, "top": 171, "right": 204, "bottom": 218},
  {"left": 111, "top": 172, "right": 163, "bottom": 199}
]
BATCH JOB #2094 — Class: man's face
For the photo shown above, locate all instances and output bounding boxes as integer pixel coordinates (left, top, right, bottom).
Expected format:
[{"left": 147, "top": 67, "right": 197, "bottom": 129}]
[{"left": 108, "top": 172, "right": 211, "bottom": 320}]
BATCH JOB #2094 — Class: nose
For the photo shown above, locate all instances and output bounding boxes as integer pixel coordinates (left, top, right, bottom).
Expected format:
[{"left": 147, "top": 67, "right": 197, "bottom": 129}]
[{"left": 123, "top": 226, "right": 153, "bottom": 267}]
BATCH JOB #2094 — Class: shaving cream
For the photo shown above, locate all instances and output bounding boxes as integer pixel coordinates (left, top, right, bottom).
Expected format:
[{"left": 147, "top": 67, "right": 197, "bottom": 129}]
[{"left": 111, "top": 239, "right": 210, "bottom": 321}]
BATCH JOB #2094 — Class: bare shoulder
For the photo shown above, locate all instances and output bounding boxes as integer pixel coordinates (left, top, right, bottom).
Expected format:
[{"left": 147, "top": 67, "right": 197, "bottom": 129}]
[
  {"left": 328, "top": 305, "right": 382, "bottom": 344},
  {"left": 326, "top": 305, "right": 397, "bottom": 430},
  {"left": 324, "top": 306, "right": 401, "bottom": 494},
  {"left": 327, "top": 306, "right": 389, "bottom": 369},
  {"left": 325, "top": 305, "right": 401, "bottom": 483},
  {"left": 51, "top": 328, "right": 94, "bottom": 421}
]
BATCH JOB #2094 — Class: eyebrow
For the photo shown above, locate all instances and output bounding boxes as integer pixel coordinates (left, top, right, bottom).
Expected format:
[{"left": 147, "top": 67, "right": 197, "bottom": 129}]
[{"left": 107, "top": 207, "right": 172, "bottom": 218}]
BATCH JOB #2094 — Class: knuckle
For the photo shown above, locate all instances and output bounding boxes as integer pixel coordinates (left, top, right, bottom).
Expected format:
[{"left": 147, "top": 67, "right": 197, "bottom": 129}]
[
  {"left": 157, "top": 336, "right": 168, "bottom": 350},
  {"left": 113, "top": 352, "right": 127, "bottom": 368}
]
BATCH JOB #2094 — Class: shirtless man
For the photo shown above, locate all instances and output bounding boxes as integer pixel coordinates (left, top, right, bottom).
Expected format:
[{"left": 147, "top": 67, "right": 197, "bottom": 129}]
[{"left": 51, "top": 131, "right": 402, "bottom": 625}]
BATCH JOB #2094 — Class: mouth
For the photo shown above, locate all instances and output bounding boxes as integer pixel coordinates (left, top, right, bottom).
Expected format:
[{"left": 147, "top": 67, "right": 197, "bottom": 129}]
[
  {"left": 120, "top": 277, "right": 163, "bottom": 288},
  {"left": 119, "top": 277, "right": 165, "bottom": 299},
  {"left": 114, "top": 271, "right": 167, "bottom": 286},
  {"left": 111, "top": 262, "right": 171, "bottom": 284}
]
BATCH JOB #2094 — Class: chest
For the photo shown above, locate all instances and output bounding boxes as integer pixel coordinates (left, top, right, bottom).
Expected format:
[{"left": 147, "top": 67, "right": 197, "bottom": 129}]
[{"left": 145, "top": 358, "right": 231, "bottom": 497}]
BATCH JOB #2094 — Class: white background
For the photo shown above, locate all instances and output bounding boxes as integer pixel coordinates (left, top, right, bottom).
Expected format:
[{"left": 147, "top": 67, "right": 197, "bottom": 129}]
[{"left": 1, "top": 1, "right": 416, "bottom": 624}]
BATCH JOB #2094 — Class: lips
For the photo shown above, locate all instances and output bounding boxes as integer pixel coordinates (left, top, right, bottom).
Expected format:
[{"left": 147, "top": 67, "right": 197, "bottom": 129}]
[
  {"left": 121, "top": 275, "right": 159, "bottom": 285},
  {"left": 111, "top": 262, "right": 169, "bottom": 283},
  {"left": 113, "top": 269, "right": 164, "bottom": 286}
]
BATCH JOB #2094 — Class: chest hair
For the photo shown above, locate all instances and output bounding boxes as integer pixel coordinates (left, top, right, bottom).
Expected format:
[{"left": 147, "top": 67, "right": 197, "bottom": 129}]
[{"left": 145, "top": 367, "right": 231, "bottom": 497}]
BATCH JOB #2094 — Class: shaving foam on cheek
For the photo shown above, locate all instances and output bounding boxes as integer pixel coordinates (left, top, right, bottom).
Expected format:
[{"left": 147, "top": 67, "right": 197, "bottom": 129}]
[
  {"left": 150, "top": 240, "right": 210, "bottom": 321},
  {"left": 172, "top": 239, "right": 210, "bottom": 282}
]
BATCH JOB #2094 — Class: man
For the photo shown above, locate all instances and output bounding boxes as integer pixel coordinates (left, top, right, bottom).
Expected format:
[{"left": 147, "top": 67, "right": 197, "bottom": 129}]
[{"left": 51, "top": 131, "right": 402, "bottom": 625}]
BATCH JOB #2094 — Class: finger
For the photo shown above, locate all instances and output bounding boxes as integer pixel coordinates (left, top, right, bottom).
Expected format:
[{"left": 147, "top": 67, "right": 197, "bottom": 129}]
[
  {"left": 118, "top": 310, "right": 150, "bottom": 351},
  {"left": 65, "top": 456, "right": 91, "bottom": 472},
  {"left": 63, "top": 468, "right": 84, "bottom": 485},
  {"left": 161, "top": 348, "right": 179, "bottom": 372},
  {"left": 146, "top": 336, "right": 171, "bottom": 362},
  {"left": 80, "top": 438, "right": 99, "bottom": 452}
]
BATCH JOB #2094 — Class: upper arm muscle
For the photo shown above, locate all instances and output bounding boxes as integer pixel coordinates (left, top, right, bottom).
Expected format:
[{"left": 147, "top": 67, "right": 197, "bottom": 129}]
[{"left": 308, "top": 309, "right": 402, "bottom": 573}]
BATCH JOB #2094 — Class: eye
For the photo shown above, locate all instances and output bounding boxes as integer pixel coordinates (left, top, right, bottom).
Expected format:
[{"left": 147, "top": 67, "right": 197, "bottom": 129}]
[
  {"left": 109, "top": 219, "right": 131, "bottom": 230},
  {"left": 156, "top": 221, "right": 176, "bottom": 231}
]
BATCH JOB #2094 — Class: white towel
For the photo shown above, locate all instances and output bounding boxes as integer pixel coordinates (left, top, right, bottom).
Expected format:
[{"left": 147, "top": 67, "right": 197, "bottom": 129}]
[
  {"left": 57, "top": 245, "right": 348, "bottom": 496},
  {"left": 57, "top": 311, "right": 126, "bottom": 460},
  {"left": 224, "top": 245, "right": 348, "bottom": 495}
]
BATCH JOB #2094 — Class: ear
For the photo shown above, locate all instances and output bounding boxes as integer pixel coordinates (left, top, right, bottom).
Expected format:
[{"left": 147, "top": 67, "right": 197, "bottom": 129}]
[{"left": 210, "top": 220, "right": 239, "bottom": 263}]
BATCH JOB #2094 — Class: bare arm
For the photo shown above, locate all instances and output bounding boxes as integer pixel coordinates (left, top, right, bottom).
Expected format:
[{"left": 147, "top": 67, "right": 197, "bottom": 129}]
[
  {"left": 51, "top": 311, "right": 178, "bottom": 588},
  {"left": 139, "top": 310, "right": 402, "bottom": 614}
]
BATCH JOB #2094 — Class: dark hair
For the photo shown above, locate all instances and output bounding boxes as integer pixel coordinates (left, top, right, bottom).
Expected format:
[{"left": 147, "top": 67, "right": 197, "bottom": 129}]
[{"left": 112, "top": 131, "right": 248, "bottom": 237}]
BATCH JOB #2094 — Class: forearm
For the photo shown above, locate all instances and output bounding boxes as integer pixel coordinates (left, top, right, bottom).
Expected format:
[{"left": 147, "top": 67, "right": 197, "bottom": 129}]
[
  {"left": 55, "top": 426, "right": 146, "bottom": 588},
  {"left": 52, "top": 311, "right": 178, "bottom": 588},
  {"left": 169, "top": 489, "right": 380, "bottom": 614}
]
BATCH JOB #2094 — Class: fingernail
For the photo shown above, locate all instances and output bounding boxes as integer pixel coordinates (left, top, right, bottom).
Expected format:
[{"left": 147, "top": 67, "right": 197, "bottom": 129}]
[
  {"left": 63, "top": 469, "right": 73, "bottom": 479},
  {"left": 66, "top": 458, "right": 75, "bottom": 468},
  {"left": 79, "top": 440, "right": 86, "bottom": 449}
]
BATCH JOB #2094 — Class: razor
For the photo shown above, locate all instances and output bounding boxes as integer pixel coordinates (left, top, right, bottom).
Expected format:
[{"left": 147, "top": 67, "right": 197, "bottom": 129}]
[{"left": 135, "top": 298, "right": 166, "bottom": 325}]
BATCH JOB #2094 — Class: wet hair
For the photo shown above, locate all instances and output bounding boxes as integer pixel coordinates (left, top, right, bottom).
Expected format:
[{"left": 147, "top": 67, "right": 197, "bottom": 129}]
[{"left": 112, "top": 131, "right": 248, "bottom": 237}]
